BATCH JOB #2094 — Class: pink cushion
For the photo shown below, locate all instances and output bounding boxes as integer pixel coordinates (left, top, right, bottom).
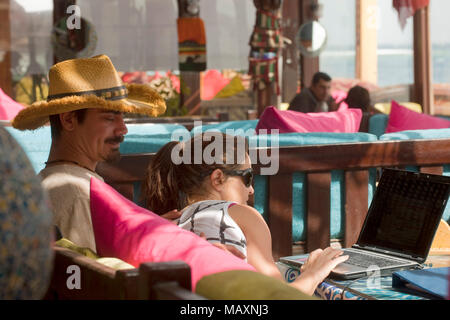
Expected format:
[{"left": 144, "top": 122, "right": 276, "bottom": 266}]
[
  {"left": 89, "top": 177, "right": 255, "bottom": 290},
  {"left": 385, "top": 100, "right": 450, "bottom": 133},
  {"left": 201, "top": 70, "right": 230, "bottom": 101},
  {"left": 0, "top": 88, "right": 24, "bottom": 120},
  {"left": 255, "top": 106, "right": 362, "bottom": 134}
]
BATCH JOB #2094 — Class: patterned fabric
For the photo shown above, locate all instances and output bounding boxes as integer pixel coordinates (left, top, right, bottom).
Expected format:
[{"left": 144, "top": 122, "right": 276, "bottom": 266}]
[
  {"left": 178, "top": 200, "right": 247, "bottom": 259},
  {"left": 177, "top": 17, "right": 207, "bottom": 72},
  {"left": 277, "top": 260, "right": 426, "bottom": 300},
  {"left": 0, "top": 127, "right": 53, "bottom": 299}
]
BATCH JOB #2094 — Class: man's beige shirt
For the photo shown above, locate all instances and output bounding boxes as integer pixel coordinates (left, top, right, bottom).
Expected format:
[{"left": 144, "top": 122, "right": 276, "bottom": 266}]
[{"left": 39, "top": 164, "right": 104, "bottom": 253}]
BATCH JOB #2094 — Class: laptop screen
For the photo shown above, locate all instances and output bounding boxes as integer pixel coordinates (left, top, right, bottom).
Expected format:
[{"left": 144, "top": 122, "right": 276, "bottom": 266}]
[{"left": 357, "top": 169, "right": 450, "bottom": 260}]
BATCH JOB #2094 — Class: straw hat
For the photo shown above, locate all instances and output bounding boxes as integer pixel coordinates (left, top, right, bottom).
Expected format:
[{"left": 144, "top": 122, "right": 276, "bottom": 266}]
[{"left": 12, "top": 54, "right": 166, "bottom": 130}]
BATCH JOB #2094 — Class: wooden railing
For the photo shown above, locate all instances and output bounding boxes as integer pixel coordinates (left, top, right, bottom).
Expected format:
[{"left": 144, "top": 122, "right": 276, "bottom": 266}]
[
  {"left": 45, "top": 246, "right": 204, "bottom": 300},
  {"left": 96, "top": 138, "right": 450, "bottom": 261}
]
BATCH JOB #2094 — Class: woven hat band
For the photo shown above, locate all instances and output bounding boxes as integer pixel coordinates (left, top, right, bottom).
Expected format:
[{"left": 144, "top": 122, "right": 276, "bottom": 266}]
[{"left": 47, "top": 85, "right": 128, "bottom": 102}]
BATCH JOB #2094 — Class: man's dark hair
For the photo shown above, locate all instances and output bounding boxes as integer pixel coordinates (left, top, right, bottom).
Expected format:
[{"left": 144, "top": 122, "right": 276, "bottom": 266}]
[
  {"left": 311, "top": 72, "right": 332, "bottom": 86},
  {"left": 49, "top": 109, "right": 88, "bottom": 139}
]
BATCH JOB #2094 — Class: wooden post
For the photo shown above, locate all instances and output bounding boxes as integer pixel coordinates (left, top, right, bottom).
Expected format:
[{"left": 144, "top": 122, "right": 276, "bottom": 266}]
[
  {"left": 53, "top": 0, "right": 77, "bottom": 64},
  {"left": 177, "top": 0, "right": 202, "bottom": 116},
  {"left": 413, "top": 6, "right": 433, "bottom": 115},
  {"left": 0, "top": 0, "right": 12, "bottom": 97},
  {"left": 355, "top": 0, "right": 378, "bottom": 85},
  {"left": 298, "top": 0, "right": 319, "bottom": 89},
  {"left": 281, "top": 0, "right": 300, "bottom": 103}
]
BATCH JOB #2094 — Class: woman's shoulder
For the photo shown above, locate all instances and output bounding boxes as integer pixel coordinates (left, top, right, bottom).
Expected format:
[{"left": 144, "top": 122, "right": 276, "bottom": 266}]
[{"left": 227, "top": 203, "right": 264, "bottom": 221}]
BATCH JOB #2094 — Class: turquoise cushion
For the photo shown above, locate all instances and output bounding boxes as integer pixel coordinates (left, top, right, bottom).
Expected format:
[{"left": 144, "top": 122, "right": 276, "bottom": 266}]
[
  {"left": 380, "top": 128, "right": 450, "bottom": 141},
  {"left": 5, "top": 126, "right": 51, "bottom": 174},
  {"left": 368, "top": 114, "right": 388, "bottom": 138},
  {"left": 120, "top": 123, "right": 190, "bottom": 154},
  {"left": 248, "top": 132, "right": 377, "bottom": 147},
  {"left": 191, "top": 120, "right": 259, "bottom": 135},
  {"left": 369, "top": 115, "right": 450, "bottom": 138},
  {"left": 250, "top": 132, "right": 378, "bottom": 241}
]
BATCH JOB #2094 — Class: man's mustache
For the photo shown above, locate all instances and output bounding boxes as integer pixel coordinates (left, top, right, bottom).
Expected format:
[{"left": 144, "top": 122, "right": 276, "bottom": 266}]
[{"left": 105, "top": 135, "right": 124, "bottom": 144}]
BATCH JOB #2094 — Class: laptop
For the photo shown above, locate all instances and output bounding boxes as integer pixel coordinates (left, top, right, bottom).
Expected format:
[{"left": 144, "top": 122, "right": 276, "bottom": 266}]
[{"left": 280, "top": 168, "right": 450, "bottom": 280}]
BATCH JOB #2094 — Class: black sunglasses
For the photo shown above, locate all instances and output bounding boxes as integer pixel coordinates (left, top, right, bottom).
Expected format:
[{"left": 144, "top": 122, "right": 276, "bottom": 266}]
[{"left": 222, "top": 168, "right": 254, "bottom": 188}]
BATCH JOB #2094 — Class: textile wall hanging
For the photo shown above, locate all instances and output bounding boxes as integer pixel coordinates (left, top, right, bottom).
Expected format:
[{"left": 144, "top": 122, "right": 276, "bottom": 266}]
[
  {"left": 177, "top": 17, "right": 207, "bottom": 72},
  {"left": 248, "top": 7, "right": 282, "bottom": 93},
  {"left": 393, "top": 0, "right": 430, "bottom": 30}
]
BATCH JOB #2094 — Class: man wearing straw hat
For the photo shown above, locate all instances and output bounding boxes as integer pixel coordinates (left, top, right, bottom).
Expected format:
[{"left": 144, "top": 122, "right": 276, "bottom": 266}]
[{"left": 12, "top": 54, "right": 172, "bottom": 252}]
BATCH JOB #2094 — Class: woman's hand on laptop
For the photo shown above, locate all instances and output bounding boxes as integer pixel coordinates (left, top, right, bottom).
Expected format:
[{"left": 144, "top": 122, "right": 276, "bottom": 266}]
[{"left": 295, "top": 247, "right": 349, "bottom": 294}]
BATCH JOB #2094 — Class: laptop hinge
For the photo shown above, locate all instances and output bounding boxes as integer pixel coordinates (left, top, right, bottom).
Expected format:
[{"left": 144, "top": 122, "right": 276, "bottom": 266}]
[{"left": 351, "top": 244, "right": 425, "bottom": 263}]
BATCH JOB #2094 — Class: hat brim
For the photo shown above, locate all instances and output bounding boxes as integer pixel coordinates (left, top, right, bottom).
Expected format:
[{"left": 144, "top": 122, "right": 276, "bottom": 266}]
[{"left": 12, "top": 84, "right": 167, "bottom": 130}]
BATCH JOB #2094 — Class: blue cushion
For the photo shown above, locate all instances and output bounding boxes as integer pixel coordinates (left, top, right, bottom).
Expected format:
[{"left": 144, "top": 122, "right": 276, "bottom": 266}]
[
  {"left": 248, "top": 132, "right": 377, "bottom": 147},
  {"left": 368, "top": 114, "right": 388, "bottom": 138},
  {"left": 5, "top": 126, "right": 51, "bottom": 174},
  {"left": 250, "top": 132, "right": 378, "bottom": 241},
  {"left": 120, "top": 123, "right": 190, "bottom": 154},
  {"left": 380, "top": 128, "right": 450, "bottom": 141},
  {"left": 191, "top": 120, "right": 259, "bottom": 135}
]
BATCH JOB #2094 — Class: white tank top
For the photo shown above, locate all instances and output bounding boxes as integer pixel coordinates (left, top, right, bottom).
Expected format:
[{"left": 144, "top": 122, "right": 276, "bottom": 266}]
[{"left": 178, "top": 200, "right": 247, "bottom": 260}]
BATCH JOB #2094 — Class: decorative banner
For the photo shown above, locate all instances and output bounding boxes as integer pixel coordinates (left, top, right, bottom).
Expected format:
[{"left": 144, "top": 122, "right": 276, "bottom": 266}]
[
  {"left": 393, "top": 0, "right": 430, "bottom": 30},
  {"left": 248, "top": 7, "right": 282, "bottom": 94},
  {"left": 177, "top": 17, "right": 207, "bottom": 72}
]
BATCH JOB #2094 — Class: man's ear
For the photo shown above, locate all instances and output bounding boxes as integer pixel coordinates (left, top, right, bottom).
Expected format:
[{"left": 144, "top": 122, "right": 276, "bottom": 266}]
[
  {"left": 59, "top": 111, "right": 77, "bottom": 131},
  {"left": 210, "top": 168, "right": 226, "bottom": 191}
]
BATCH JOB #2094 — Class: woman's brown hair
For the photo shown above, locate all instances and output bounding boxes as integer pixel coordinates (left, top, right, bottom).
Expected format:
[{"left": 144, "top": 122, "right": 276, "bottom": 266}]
[{"left": 142, "top": 132, "right": 249, "bottom": 214}]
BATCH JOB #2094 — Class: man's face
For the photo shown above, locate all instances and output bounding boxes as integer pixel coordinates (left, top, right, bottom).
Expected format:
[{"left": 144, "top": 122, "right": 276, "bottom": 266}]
[
  {"left": 74, "top": 108, "right": 128, "bottom": 163},
  {"left": 310, "top": 79, "right": 331, "bottom": 102}
]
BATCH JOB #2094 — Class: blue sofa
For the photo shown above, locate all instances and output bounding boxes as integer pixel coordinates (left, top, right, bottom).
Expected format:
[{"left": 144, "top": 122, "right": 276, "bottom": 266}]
[{"left": 6, "top": 119, "right": 450, "bottom": 251}]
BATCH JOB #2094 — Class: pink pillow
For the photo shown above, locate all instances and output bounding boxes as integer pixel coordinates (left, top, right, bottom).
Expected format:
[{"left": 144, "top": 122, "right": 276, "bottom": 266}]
[
  {"left": 385, "top": 100, "right": 450, "bottom": 133},
  {"left": 0, "top": 88, "right": 24, "bottom": 120},
  {"left": 255, "top": 106, "right": 362, "bottom": 134},
  {"left": 89, "top": 177, "right": 255, "bottom": 290}
]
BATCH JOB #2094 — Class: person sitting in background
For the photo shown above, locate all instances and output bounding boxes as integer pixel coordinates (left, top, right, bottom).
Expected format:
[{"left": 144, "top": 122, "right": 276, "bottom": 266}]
[
  {"left": 288, "top": 72, "right": 337, "bottom": 113},
  {"left": 342, "top": 85, "right": 372, "bottom": 113},
  {"left": 142, "top": 133, "right": 349, "bottom": 296}
]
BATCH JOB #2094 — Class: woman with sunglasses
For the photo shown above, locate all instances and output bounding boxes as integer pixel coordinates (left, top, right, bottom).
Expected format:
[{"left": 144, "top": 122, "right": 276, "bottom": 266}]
[{"left": 142, "top": 133, "right": 348, "bottom": 296}]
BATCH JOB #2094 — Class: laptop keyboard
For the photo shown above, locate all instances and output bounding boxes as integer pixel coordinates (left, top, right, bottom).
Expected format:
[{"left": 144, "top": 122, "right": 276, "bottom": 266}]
[{"left": 342, "top": 250, "right": 405, "bottom": 268}]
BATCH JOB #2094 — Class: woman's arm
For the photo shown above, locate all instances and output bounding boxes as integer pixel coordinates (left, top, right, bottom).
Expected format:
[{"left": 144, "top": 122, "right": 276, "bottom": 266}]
[
  {"left": 228, "top": 204, "right": 285, "bottom": 280},
  {"left": 229, "top": 204, "right": 348, "bottom": 296}
]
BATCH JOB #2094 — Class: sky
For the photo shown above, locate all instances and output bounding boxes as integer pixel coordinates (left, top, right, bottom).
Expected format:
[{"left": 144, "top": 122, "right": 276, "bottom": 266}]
[{"left": 321, "top": 0, "right": 450, "bottom": 49}]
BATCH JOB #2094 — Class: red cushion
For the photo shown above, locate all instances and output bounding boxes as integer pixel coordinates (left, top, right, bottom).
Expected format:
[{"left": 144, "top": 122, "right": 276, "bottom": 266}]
[
  {"left": 385, "top": 100, "right": 450, "bottom": 133},
  {"left": 89, "top": 178, "right": 255, "bottom": 290},
  {"left": 255, "top": 106, "right": 362, "bottom": 134}
]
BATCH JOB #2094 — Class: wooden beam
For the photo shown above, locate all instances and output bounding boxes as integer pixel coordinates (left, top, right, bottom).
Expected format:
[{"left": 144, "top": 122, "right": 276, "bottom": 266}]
[
  {"left": 268, "top": 173, "right": 293, "bottom": 260},
  {"left": 281, "top": 0, "right": 300, "bottom": 103},
  {"left": 53, "top": 0, "right": 77, "bottom": 64},
  {"left": 306, "top": 172, "right": 331, "bottom": 252},
  {"left": 299, "top": 0, "right": 319, "bottom": 89},
  {"left": 413, "top": 6, "right": 433, "bottom": 114},
  {"left": 0, "top": 0, "right": 12, "bottom": 97},
  {"left": 355, "top": 0, "right": 378, "bottom": 84},
  {"left": 344, "top": 170, "right": 369, "bottom": 247}
]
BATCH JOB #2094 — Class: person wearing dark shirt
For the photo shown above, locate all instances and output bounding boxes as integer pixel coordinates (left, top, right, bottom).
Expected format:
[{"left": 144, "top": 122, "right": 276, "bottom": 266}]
[{"left": 288, "top": 72, "right": 337, "bottom": 113}]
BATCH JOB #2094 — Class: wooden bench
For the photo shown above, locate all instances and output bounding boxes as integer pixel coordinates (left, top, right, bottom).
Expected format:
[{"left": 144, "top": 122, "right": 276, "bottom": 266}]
[
  {"left": 96, "top": 138, "right": 450, "bottom": 261},
  {"left": 45, "top": 246, "right": 205, "bottom": 300}
]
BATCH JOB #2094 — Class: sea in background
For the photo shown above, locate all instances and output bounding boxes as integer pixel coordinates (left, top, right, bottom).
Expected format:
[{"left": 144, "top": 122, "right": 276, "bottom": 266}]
[{"left": 321, "top": 45, "right": 450, "bottom": 87}]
